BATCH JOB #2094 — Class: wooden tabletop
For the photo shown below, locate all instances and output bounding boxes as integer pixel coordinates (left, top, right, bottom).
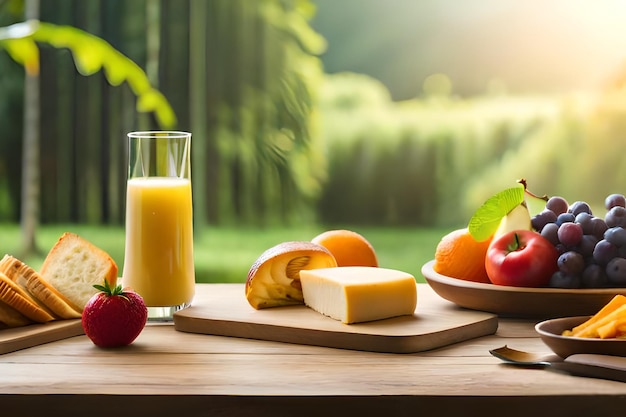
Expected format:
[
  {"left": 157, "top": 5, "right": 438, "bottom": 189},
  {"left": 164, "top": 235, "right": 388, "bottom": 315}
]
[{"left": 1, "top": 284, "right": 625, "bottom": 417}]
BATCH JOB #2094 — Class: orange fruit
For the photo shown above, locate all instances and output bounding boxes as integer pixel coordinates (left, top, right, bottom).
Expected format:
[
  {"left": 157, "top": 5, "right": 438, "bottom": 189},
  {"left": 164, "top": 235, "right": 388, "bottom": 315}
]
[
  {"left": 311, "top": 230, "right": 378, "bottom": 267},
  {"left": 433, "top": 228, "right": 492, "bottom": 283}
]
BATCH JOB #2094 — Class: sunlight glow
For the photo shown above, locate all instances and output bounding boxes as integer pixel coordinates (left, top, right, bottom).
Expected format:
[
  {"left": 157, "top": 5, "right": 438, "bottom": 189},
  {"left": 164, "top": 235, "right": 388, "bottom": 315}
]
[{"left": 430, "top": 1, "right": 626, "bottom": 95}]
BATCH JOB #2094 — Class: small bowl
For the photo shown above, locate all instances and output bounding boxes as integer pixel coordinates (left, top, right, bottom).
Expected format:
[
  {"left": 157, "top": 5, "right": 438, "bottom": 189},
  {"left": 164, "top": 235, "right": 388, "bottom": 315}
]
[{"left": 535, "top": 316, "right": 626, "bottom": 358}]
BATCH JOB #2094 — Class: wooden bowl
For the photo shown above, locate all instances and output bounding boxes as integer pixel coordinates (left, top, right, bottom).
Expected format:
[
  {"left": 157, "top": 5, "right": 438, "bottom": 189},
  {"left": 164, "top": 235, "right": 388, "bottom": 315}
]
[
  {"left": 421, "top": 260, "right": 626, "bottom": 319},
  {"left": 535, "top": 316, "right": 626, "bottom": 358}
]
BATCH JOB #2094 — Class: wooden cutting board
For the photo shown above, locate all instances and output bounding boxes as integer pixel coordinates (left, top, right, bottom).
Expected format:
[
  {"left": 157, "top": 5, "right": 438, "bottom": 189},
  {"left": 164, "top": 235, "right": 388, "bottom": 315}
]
[
  {"left": 174, "top": 283, "right": 498, "bottom": 353},
  {"left": 0, "top": 319, "right": 84, "bottom": 355}
]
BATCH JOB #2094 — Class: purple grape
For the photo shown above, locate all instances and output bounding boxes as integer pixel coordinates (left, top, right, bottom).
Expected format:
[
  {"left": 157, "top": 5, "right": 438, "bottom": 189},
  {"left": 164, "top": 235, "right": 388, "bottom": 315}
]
[
  {"left": 556, "top": 212, "right": 575, "bottom": 226},
  {"left": 582, "top": 264, "right": 609, "bottom": 288},
  {"left": 605, "top": 194, "right": 626, "bottom": 211},
  {"left": 531, "top": 210, "right": 557, "bottom": 232},
  {"left": 604, "top": 227, "right": 626, "bottom": 247},
  {"left": 540, "top": 222, "right": 559, "bottom": 245},
  {"left": 574, "top": 212, "right": 594, "bottom": 234},
  {"left": 548, "top": 271, "right": 581, "bottom": 289},
  {"left": 557, "top": 222, "right": 583, "bottom": 247},
  {"left": 605, "top": 257, "right": 626, "bottom": 285},
  {"left": 568, "top": 201, "right": 592, "bottom": 216},
  {"left": 605, "top": 206, "right": 626, "bottom": 228},
  {"left": 593, "top": 239, "right": 619, "bottom": 265},
  {"left": 589, "top": 217, "right": 608, "bottom": 240},
  {"left": 557, "top": 251, "right": 585, "bottom": 275},
  {"left": 546, "top": 196, "right": 569, "bottom": 215},
  {"left": 576, "top": 234, "right": 598, "bottom": 258}
]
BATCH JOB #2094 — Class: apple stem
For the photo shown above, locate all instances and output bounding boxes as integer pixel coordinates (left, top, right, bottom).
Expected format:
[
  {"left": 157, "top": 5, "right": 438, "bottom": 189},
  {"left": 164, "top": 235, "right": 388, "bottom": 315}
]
[{"left": 507, "top": 232, "right": 524, "bottom": 252}]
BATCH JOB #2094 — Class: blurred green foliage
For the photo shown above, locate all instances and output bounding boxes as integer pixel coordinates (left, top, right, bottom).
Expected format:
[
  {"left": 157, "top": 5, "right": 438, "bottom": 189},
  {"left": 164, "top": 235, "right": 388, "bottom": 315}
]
[
  {"left": 2, "top": 0, "right": 626, "bottom": 234},
  {"left": 0, "top": 0, "right": 327, "bottom": 229},
  {"left": 0, "top": 223, "right": 447, "bottom": 283},
  {"left": 0, "top": 20, "right": 176, "bottom": 125},
  {"left": 315, "top": 71, "right": 626, "bottom": 227}
]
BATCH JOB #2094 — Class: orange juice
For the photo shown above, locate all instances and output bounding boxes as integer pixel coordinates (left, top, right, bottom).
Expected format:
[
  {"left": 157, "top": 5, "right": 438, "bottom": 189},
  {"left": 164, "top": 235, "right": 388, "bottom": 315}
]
[{"left": 122, "top": 177, "right": 195, "bottom": 307}]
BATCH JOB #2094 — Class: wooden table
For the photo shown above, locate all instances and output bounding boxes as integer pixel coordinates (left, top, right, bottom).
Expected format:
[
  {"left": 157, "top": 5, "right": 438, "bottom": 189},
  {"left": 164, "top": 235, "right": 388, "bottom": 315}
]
[{"left": 1, "top": 284, "right": 625, "bottom": 417}]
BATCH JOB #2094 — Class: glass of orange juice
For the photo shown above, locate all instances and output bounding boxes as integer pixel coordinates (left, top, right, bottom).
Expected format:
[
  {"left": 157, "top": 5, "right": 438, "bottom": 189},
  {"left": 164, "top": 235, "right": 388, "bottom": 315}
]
[{"left": 122, "top": 131, "right": 195, "bottom": 321}]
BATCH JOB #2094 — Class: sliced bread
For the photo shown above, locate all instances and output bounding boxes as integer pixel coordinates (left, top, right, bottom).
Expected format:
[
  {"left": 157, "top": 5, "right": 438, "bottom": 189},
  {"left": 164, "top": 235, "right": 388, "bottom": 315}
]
[
  {"left": 0, "top": 299, "right": 33, "bottom": 328},
  {"left": 0, "top": 255, "right": 82, "bottom": 319},
  {"left": 39, "top": 232, "right": 118, "bottom": 311},
  {"left": 0, "top": 272, "right": 55, "bottom": 323}
]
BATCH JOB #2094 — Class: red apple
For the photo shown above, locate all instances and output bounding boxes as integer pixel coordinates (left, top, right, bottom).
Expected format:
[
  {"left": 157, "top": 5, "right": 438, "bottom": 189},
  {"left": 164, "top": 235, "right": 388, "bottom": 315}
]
[{"left": 485, "top": 230, "right": 558, "bottom": 287}]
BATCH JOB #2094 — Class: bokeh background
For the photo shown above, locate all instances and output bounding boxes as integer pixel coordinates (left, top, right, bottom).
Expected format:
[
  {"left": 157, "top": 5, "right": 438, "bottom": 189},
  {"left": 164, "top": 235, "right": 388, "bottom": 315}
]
[{"left": 2, "top": 0, "right": 626, "bottom": 282}]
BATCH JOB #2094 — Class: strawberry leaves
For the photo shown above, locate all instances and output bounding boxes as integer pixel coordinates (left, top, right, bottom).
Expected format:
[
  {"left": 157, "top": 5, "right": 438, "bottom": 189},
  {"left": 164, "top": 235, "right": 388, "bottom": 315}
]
[{"left": 93, "top": 280, "right": 128, "bottom": 300}]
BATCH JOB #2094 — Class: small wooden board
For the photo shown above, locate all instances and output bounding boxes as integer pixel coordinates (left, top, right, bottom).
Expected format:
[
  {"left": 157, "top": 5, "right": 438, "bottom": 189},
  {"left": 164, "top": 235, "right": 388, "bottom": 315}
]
[
  {"left": 174, "top": 283, "right": 498, "bottom": 353},
  {"left": 0, "top": 319, "right": 84, "bottom": 355}
]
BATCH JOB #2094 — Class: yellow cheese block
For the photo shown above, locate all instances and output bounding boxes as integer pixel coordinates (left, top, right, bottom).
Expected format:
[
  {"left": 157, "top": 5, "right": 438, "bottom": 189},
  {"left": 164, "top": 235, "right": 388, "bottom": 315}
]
[{"left": 299, "top": 266, "right": 417, "bottom": 324}]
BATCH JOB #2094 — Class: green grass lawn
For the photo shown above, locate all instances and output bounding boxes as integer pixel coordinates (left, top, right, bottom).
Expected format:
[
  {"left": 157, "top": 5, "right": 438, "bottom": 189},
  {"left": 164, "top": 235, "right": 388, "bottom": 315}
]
[{"left": 0, "top": 223, "right": 453, "bottom": 284}]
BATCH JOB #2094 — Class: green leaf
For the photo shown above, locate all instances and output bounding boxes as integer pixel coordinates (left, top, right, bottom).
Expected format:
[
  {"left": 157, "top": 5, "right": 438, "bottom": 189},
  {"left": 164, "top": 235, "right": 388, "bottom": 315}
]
[
  {"left": 468, "top": 184, "right": 525, "bottom": 241},
  {"left": 1, "top": 21, "right": 179, "bottom": 129},
  {"left": 102, "top": 54, "right": 128, "bottom": 86},
  {"left": 93, "top": 280, "right": 124, "bottom": 297},
  {"left": 3, "top": 38, "right": 39, "bottom": 75},
  {"left": 22, "top": 21, "right": 177, "bottom": 129},
  {"left": 70, "top": 39, "right": 105, "bottom": 76},
  {"left": 0, "top": 20, "right": 38, "bottom": 41},
  {"left": 137, "top": 89, "right": 177, "bottom": 128},
  {"left": 136, "top": 89, "right": 161, "bottom": 112},
  {"left": 93, "top": 284, "right": 108, "bottom": 293}
]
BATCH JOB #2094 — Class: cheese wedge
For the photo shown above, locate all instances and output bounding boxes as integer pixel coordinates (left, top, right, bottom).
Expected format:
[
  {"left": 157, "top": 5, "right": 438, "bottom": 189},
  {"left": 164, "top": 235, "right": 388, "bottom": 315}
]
[{"left": 300, "top": 266, "right": 417, "bottom": 324}]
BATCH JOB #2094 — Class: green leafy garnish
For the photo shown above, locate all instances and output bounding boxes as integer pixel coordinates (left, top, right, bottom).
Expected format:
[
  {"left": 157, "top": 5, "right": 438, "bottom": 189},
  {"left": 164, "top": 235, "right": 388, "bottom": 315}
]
[
  {"left": 468, "top": 184, "right": 525, "bottom": 242},
  {"left": 93, "top": 280, "right": 126, "bottom": 298}
]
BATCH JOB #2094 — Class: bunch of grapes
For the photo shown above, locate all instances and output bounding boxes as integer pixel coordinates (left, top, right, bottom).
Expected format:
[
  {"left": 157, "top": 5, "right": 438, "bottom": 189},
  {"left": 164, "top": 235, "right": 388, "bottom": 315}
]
[{"left": 531, "top": 193, "right": 626, "bottom": 288}]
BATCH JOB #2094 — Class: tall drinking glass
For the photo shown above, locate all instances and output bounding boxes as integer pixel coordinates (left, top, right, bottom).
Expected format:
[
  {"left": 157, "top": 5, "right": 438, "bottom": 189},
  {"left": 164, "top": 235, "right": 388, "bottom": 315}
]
[{"left": 122, "top": 131, "right": 195, "bottom": 321}]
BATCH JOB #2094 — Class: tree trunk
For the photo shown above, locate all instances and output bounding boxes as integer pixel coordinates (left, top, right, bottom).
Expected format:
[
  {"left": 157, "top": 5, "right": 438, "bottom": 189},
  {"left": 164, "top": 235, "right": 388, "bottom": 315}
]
[
  {"left": 140, "top": 0, "right": 160, "bottom": 130},
  {"left": 189, "top": 0, "right": 208, "bottom": 232},
  {"left": 20, "top": 0, "right": 42, "bottom": 257}
]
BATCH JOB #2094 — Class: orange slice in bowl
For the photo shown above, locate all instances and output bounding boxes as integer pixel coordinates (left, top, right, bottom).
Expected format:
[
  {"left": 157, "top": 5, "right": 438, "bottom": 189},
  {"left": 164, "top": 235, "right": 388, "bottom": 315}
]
[{"left": 245, "top": 241, "right": 338, "bottom": 309}]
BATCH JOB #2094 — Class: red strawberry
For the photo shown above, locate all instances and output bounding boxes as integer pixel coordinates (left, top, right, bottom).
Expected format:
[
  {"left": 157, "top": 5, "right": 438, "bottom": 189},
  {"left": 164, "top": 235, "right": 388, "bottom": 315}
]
[{"left": 82, "top": 280, "right": 148, "bottom": 348}]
